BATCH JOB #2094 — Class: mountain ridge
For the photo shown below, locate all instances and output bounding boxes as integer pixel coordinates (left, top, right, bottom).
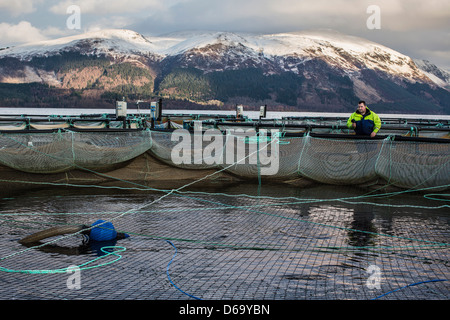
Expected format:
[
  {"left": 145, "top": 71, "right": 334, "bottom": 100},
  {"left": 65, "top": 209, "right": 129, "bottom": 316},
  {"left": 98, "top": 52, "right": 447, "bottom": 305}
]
[{"left": 0, "top": 28, "right": 449, "bottom": 114}]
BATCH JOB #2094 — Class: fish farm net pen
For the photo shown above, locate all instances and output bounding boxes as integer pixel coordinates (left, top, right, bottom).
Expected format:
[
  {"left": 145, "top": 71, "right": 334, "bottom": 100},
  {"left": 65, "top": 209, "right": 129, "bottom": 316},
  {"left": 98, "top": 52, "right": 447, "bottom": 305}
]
[
  {"left": 1, "top": 176, "right": 448, "bottom": 300},
  {"left": 0, "top": 118, "right": 448, "bottom": 300}
]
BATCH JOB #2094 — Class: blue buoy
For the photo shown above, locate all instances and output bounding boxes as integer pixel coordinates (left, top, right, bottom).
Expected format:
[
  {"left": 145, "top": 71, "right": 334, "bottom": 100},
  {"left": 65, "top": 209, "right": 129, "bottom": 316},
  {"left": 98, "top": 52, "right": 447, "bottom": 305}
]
[{"left": 90, "top": 220, "right": 118, "bottom": 241}]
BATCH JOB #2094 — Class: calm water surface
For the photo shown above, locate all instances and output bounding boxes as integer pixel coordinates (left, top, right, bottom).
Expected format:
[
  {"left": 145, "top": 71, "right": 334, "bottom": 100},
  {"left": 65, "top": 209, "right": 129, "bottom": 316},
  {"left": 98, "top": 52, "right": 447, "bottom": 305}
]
[{"left": 0, "top": 182, "right": 448, "bottom": 300}]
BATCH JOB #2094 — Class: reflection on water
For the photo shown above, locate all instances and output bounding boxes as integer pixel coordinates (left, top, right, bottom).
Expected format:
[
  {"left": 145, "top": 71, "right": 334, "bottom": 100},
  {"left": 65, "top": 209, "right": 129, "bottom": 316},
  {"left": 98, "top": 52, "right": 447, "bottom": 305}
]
[
  {"left": 347, "top": 203, "right": 377, "bottom": 248},
  {"left": 0, "top": 182, "right": 448, "bottom": 300},
  {"left": 1, "top": 183, "right": 447, "bottom": 253},
  {"left": 1, "top": 182, "right": 449, "bottom": 253},
  {"left": 19, "top": 237, "right": 120, "bottom": 257}
]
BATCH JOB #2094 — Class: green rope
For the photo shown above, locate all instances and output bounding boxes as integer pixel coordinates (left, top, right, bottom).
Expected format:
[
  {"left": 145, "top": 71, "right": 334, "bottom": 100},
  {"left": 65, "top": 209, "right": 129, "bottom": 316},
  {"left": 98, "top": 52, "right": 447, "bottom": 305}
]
[
  {"left": 0, "top": 246, "right": 126, "bottom": 274},
  {"left": 3, "top": 186, "right": 448, "bottom": 249},
  {"left": 424, "top": 194, "right": 450, "bottom": 201},
  {"left": 0, "top": 130, "right": 449, "bottom": 277}
]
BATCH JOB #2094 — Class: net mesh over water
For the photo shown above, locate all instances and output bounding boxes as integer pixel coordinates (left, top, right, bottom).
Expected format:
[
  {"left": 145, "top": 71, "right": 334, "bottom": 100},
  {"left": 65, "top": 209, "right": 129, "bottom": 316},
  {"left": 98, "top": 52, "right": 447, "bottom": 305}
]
[
  {"left": 298, "top": 135, "right": 382, "bottom": 185},
  {"left": 148, "top": 130, "right": 450, "bottom": 189},
  {"left": 0, "top": 129, "right": 449, "bottom": 189},
  {"left": 0, "top": 185, "right": 448, "bottom": 300},
  {"left": 375, "top": 139, "right": 450, "bottom": 190},
  {"left": 0, "top": 130, "right": 152, "bottom": 173},
  {"left": 0, "top": 127, "right": 449, "bottom": 300}
]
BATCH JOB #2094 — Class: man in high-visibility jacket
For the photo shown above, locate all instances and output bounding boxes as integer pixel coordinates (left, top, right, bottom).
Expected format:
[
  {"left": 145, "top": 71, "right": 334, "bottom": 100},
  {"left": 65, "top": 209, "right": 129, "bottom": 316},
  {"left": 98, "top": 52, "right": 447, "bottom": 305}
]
[{"left": 347, "top": 101, "right": 381, "bottom": 137}]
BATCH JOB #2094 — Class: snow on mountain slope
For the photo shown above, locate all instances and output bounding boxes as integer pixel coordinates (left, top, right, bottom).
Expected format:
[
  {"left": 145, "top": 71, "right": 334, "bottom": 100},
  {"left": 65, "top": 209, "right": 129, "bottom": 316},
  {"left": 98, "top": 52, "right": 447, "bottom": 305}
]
[
  {"left": 150, "top": 29, "right": 430, "bottom": 83},
  {"left": 1, "top": 29, "right": 449, "bottom": 113},
  {"left": 261, "top": 30, "right": 418, "bottom": 76},
  {"left": 154, "top": 29, "right": 404, "bottom": 58},
  {"left": 0, "top": 28, "right": 444, "bottom": 89},
  {"left": 152, "top": 31, "right": 249, "bottom": 55},
  {"left": 0, "top": 29, "right": 161, "bottom": 59},
  {"left": 414, "top": 59, "right": 450, "bottom": 89}
]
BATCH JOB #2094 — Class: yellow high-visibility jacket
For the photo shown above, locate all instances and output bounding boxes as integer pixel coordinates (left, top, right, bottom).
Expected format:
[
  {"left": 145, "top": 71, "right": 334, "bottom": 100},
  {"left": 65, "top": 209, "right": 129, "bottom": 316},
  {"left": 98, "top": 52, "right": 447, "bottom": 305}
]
[{"left": 347, "top": 107, "right": 381, "bottom": 136}]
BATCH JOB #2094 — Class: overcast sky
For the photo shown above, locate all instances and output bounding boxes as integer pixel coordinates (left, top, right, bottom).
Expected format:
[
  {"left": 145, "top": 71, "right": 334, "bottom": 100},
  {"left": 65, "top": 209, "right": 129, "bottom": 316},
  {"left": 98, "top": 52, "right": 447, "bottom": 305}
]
[{"left": 0, "top": 0, "right": 449, "bottom": 69}]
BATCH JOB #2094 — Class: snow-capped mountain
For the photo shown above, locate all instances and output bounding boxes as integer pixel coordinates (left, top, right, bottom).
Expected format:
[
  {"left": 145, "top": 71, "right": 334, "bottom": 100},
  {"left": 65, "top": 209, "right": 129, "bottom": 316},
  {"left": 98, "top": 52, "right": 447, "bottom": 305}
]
[
  {"left": 158, "top": 30, "right": 426, "bottom": 79},
  {"left": 0, "top": 29, "right": 449, "bottom": 114},
  {"left": 0, "top": 29, "right": 432, "bottom": 81},
  {"left": 0, "top": 29, "right": 160, "bottom": 59},
  {"left": 414, "top": 59, "right": 450, "bottom": 90}
]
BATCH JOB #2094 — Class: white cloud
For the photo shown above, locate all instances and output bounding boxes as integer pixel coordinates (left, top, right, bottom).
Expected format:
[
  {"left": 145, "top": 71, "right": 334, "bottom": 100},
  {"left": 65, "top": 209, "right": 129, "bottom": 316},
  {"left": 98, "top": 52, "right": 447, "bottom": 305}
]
[
  {"left": 49, "top": 0, "right": 167, "bottom": 15},
  {"left": 0, "top": 0, "right": 37, "bottom": 16},
  {"left": 130, "top": 0, "right": 370, "bottom": 35},
  {"left": 85, "top": 16, "right": 136, "bottom": 32},
  {"left": 41, "top": 26, "right": 71, "bottom": 38},
  {"left": 371, "top": 0, "right": 450, "bottom": 32},
  {"left": 0, "top": 0, "right": 447, "bottom": 68},
  {"left": 0, "top": 21, "right": 47, "bottom": 46},
  {"left": 130, "top": 0, "right": 450, "bottom": 35}
]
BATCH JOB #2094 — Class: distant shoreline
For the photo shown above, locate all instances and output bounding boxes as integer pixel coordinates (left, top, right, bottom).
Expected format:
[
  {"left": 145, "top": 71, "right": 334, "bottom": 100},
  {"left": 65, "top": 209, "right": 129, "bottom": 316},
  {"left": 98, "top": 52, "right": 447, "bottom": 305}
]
[{"left": 2, "top": 107, "right": 450, "bottom": 120}]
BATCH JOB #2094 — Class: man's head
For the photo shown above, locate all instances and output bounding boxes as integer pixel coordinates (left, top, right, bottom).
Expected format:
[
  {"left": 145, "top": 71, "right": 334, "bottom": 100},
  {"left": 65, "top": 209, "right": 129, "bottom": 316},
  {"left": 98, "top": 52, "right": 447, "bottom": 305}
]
[{"left": 357, "top": 100, "right": 367, "bottom": 114}]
